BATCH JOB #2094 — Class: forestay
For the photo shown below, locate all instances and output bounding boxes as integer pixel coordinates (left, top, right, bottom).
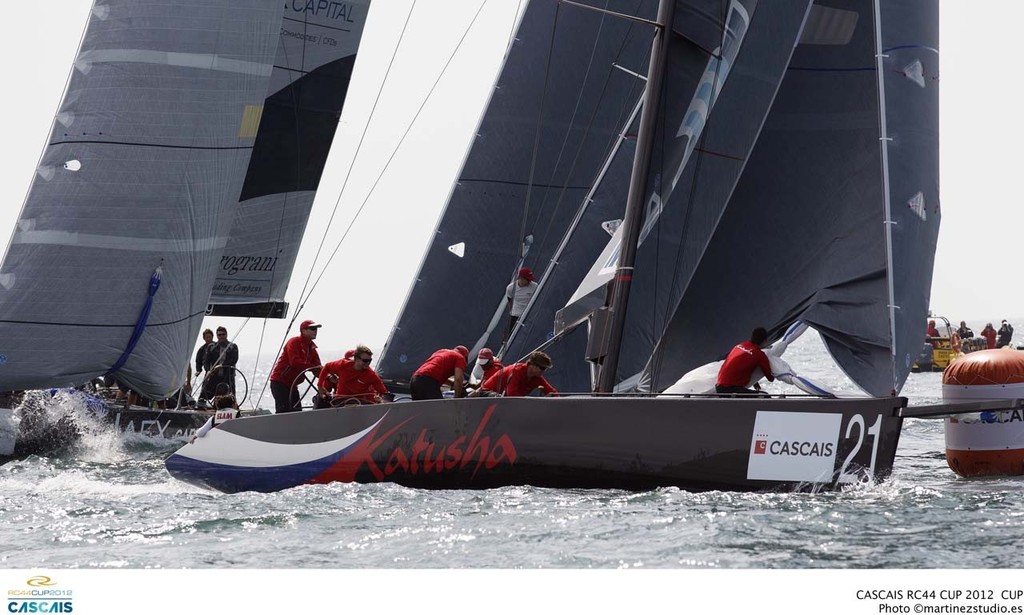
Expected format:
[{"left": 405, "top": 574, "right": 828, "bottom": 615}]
[
  {"left": 377, "top": 0, "right": 659, "bottom": 387},
  {"left": 0, "top": 0, "right": 283, "bottom": 397}
]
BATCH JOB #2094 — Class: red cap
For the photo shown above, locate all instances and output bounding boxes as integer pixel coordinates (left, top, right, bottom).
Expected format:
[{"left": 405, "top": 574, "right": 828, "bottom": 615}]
[
  {"left": 300, "top": 319, "right": 322, "bottom": 330},
  {"left": 518, "top": 267, "right": 534, "bottom": 282},
  {"left": 454, "top": 345, "right": 469, "bottom": 360},
  {"left": 477, "top": 348, "right": 494, "bottom": 363},
  {"left": 344, "top": 349, "right": 355, "bottom": 359}
]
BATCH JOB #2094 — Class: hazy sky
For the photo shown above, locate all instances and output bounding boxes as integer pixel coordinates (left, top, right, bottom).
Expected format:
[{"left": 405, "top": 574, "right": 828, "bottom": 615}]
[{"left": 0, "top": 1, "right": 1010, "bottom": 368}]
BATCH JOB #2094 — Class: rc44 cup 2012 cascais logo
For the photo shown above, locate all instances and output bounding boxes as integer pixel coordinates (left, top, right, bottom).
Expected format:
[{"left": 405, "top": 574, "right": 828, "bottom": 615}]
[{"left": 6, "top": 575, "right": 73, "bottom": 613}]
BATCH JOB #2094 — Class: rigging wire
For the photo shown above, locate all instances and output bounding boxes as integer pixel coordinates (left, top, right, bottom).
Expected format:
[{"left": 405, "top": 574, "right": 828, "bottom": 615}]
[
  {"left": 294, "top": 0, "right": 496, "bottom": 307},
  {"left": 253, "top": 1, "right": 510, "bottom": 406},
  {"left": 252, "top": 0, "right": 421, "bottom": 407},
  {"left": 647, "top": 0, "right": 731, "bottom": 391},
  {"left": 506, "top": 0, "right": 649, "bottom": 357},
  {"left": 245, "top": 7, "right": 312, "bottom": 401},
  {"left": 529, "top": 0, "right": 648, "bottom": 263},
  {"left": 511, "top": 1, "right": 562, "bottom": 281}
]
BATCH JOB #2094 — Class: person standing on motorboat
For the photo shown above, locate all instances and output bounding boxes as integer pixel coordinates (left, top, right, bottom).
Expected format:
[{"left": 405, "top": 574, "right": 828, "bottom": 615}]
[
  {"left": 202, "top": 326, "right": 238, "bottom": 399},
  {"left": 269, "top": 320, "right": 323, "bottom": 413},
  {"left": 474, "top": 351, "right": 558, "bottom": 397},
  {"left": 317, "top": 345, "right": 389, "bottom": 406},
  {"left": 998, "top": 320, "right": 1014, "bottom": 348},
  {"left": 957, "top": 320, "right": 974, "bottom": 340},
  {"left": 410, "top": 345, "right": 469, "bottom": 400},
  {"left": 505, "top": 267, "right": 538, "bottom": 337},
  {"left": 981, "top": 323, "right": 997, "bottom": 349},
  {"left": 715, "top": 327, "right": 774, "bottom": 395}
]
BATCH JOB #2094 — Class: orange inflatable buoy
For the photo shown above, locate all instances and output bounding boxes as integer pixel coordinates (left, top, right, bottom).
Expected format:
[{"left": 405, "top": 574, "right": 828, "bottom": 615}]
[{"left": 942, "top": 349, "right": 1024, "bottom": 477}]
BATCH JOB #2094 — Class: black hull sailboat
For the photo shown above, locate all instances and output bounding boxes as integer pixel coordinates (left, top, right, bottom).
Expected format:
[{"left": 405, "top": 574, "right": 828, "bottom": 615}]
[
  {"left": 1, "top": 398, "right": 211, "bottom": 465},
  {"left": 166, "top": 0, "right": 940, "bottom": 493},
  {"left": 166, "top": 395, "right": 905, "bottom": 493}
]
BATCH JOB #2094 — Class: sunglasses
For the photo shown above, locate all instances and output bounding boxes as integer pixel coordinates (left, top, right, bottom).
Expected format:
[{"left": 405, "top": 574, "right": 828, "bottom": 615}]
[{"left": 357, "top": 356, "right": 372, "bottom": 363}]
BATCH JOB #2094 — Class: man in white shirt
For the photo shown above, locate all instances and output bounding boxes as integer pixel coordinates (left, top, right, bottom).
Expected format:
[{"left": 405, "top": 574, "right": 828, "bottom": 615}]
[{"left": 505, "top": 266, "right": 538, "bottom": 336}]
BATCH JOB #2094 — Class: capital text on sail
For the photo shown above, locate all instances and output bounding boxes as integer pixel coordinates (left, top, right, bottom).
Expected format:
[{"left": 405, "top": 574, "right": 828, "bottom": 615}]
[{"left": 290, "top": 0, "right": 356, "bottom": 22}]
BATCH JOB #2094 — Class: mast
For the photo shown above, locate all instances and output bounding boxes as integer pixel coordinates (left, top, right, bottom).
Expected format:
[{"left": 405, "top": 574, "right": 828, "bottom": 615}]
[{"left": 595, "top": 0, "right": 675, "bottom": 393}]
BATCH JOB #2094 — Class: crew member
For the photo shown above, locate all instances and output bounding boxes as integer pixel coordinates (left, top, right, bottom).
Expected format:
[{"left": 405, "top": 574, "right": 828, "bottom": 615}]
[
  {"left": 317, "top": 345, "right": 389, "bottom": 405},
  {"left": 410, "top": 345, "right": 469, "bottom": 400},
  {"left": 467, "top": 347, "right": 503, "bottom": 389},
  {"left": 505, "top": 267, "right": 538, "bottom": 336},
  {"left": 269, "top": 320, "right": 323, "bottom": 413},
  {"left": 194, "top": 329, "right": 214, "bottom": 400},
  {"left": 715, "top": 327, "right": 774, "bottom": 395},
  {"left": 202, "top": 326, "right": 238, "bottom": 399},
  {"left": 477, "top": 351, "right": 558, "bottom": 397}
]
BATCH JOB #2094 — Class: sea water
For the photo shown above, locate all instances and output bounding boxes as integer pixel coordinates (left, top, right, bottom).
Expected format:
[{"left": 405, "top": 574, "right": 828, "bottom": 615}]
[{"left": 1, "top": 336, "right": 1021, "bottom": 570}]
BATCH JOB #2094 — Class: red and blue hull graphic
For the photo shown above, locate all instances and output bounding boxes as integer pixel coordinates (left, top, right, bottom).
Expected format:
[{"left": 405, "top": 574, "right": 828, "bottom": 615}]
[{"left": 166, "top": 396, "right": 905, "bottom": 493}]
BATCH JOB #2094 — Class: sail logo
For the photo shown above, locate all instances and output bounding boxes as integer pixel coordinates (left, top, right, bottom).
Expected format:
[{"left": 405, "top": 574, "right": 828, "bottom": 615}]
[
  {"left": 747, "top": 411, "right": 841, "bottom": 482},
  {"left": 220, "top": 255, "right": 277, "bottom": 276},
  {"left": 6, "top": 577, "right": 73, "bottom": 613},
  {"left": 289, "top": 0, "right": 357, "bottom": 22},
  {"left": 332, "top": 404, "right": 516, "bottom": 481}
]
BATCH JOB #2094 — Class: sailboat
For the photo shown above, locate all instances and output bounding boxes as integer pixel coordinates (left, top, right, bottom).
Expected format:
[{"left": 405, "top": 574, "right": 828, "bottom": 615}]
[
  {"left": 0, "top": 0, "right": 371, "bottom": 457},
  {"left": 165, "top": 0, "right": 945, "bottom": 494}
]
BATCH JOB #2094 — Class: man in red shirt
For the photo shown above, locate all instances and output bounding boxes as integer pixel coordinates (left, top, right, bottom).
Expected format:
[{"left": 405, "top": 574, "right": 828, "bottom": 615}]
[
  {"left": 479, "top": 351, "right": 558, "bottom": 397},
  {"left": 317, "top": 345, "right": 389, "bottom": 406},
  {"left": 410, "top": 345, "right": 469, "bottom": 400},
  {"left": 269, "top": 319, "right": 323, "bottom": 413},
  {"left": 715, "top": 327, "right": 774, "bottom": 395}
]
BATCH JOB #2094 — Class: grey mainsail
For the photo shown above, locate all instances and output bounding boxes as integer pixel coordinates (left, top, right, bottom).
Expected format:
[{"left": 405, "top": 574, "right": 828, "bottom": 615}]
[
  {"left": 377, "top": 0, "right": 658, "bottom": 386},
  {"left": 640, "top": 0, "right": 939, "bottom": 396},
  {"left": 207, "top": 0, "right": 371, "bottom": 319},
  {"left": 0, "top": 0, "right": 283, "bottom": 398}
]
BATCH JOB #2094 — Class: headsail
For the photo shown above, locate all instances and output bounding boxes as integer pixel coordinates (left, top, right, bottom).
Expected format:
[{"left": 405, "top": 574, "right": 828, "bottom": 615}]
[
  {"left": 377, "top": 0, "right": 659, "bottom": 386},
  {"left": 0, "top": 0, "right": 283, "bottom": 397},
  {"left": 207, "top": 0, "right": 371, "bottom": 319},
  {"left": 640, "top": 0, "right": 939, "bottom": 396},
  {"left": 524, "top": 0, "right": 815, "bottom": 391}
]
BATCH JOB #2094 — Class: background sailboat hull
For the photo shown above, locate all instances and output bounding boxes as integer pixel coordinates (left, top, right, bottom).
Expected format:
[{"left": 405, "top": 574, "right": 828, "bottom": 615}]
[{"left": 166, "top": 396, "right": 904, "bottom": 493}]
